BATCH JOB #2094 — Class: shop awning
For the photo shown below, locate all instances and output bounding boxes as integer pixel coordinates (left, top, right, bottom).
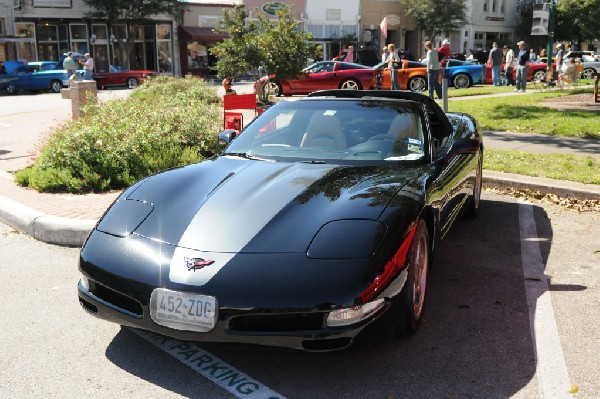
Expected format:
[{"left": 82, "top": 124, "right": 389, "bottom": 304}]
[{"left": 179, "top": 27, "right": 228, "bottom": 42}]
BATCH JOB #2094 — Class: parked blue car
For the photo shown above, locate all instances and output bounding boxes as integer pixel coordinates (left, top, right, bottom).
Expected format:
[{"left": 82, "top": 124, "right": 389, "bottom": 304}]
[
  {"left": 0, "top": 58, "right": 83, "bottom": 95},
  {"left": 444, "top": 59, "right": 485, "bottom": 89}
]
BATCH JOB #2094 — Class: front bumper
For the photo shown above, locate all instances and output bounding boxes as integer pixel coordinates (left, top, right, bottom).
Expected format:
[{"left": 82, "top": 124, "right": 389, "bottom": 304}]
[{"left": 77, "top": 279, "right": 392, "bottom": 352}]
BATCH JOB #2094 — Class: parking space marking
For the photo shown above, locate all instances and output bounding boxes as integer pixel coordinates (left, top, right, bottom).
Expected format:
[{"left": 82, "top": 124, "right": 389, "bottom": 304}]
[
  {"left": 131, "top": 328, "right": 287, "bottom": 399},
  {"left": 519, "top": 203, "right": 571, "bottom": 398}
]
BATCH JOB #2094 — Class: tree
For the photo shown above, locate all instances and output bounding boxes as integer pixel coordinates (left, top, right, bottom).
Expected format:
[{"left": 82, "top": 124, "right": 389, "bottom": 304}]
[
  {"left": 398, "top": 0, "right": 468, "bottom": 42},
  {"left": 555, "top": 0, "right": 600, "bottom": 46},
  {"left": 210, "top": 5, "right": 262, "bottom": 80},
  {"left": 210, "top": 3, "right": 320, "bottom": 100},
  {"left": 83, "top": 0, "right": 180, "bottom": 69}
]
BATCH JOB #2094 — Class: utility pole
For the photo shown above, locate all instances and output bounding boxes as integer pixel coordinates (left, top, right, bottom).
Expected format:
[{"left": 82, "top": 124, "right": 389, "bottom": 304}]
[{"left": 546, "top": 0, "right": 557, "bottom": 82}]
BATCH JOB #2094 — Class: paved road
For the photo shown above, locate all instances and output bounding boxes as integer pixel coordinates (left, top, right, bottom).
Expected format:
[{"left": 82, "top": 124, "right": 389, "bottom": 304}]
[{"left": 1, "top": 191, "right": 599, "bottom": 398}]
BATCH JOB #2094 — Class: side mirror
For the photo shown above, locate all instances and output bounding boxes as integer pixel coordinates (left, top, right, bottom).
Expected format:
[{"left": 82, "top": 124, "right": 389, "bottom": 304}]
[{"left": 218, "top": 129, "right": 239, "bottom": 146}]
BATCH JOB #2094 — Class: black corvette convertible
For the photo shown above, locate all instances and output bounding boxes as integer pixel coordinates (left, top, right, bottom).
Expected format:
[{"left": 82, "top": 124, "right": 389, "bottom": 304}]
[{"left": 78, "top": 90, "right": 483, "bottom": 352}]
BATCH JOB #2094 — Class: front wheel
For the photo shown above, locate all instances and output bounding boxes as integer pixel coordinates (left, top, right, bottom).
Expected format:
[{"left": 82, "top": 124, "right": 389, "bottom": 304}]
[
  {"left": 262, "top": 81, "right": 282, "bottom": 97},
  {"left": 127, "top": 77, "right": 138, "bottom": 89},
  {"left": 452, "top": 73, "right": 472, "bottom": 89},
  {"left": 408, "top": 76, "right": 426, "bottom": 93},
  {"left": 532, "top": 69, "right": 546, "bottom": 82},
  {"left": 339, "top": 79, "right": 361, "bottom": 90},
  {"left": 582, "top": 68, "right": 595, "bottom": 80},
  {"left": 6, "top": 84, "right": 17, "bottom": 95},
  {"left": 50, "top": 80, "right": 63, "bottom": 93},
  {"left": 395, "top": 218, "right": 430, "bottom": 336}
]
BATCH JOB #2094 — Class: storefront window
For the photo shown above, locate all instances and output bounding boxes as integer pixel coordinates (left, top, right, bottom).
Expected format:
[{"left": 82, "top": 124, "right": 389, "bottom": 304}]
[
  {"left": 158, "top": 42, "right": 172, "bottom": 73},
  {"left": 187, "top": 42, "right": 208, "bottom": 69},
  {"left": 92, "top": 25, "right": 108, "bottom": 40},
  {"left": 156, "top": 24, "right": 172, "bottom": 73},
  {"left": 157, "top": 25, "right": 171, "bottom": 40},
  {"left": 16, "top": 23, "right": 35, "bottom": 38},
  {"left": 17, "top": 42, "right": 36, "bottom": 62},
  {"left": 70, "top": 24, "right": 87, "bottom": 40},
  {"left": 37, "top": 25, "right": 58, "bottom": 41}
]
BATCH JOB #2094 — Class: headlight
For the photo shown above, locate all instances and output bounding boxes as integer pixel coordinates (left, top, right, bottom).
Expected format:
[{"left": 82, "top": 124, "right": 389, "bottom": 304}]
[
  {"left": 307, "top": 219, "right": 386, "bottom": 259},
  {"left": 326, "top": 299, "right": 385, "bottom": 327},
  {"left": 96, "top": 199, "right": 153, "bottom": 237},
  {"left": 79, "top": 275, "right": 89, "bottom": 291}
]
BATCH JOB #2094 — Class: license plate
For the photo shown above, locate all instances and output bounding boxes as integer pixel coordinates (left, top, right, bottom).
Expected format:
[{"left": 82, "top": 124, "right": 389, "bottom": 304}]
[{"left": 150, "top": 288, "right": 217, "bottom": 332}]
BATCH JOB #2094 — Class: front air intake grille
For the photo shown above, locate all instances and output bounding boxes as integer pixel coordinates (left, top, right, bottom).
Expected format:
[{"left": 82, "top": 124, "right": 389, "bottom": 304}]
[{"left": 91, "top": 282, "right": 144, "bottom": 316}]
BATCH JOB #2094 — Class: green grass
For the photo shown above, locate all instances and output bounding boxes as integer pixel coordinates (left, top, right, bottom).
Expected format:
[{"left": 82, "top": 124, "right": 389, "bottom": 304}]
[
  {"left": 484, "top": 148, "right": 600, "bottom": 185},
  {"left": 446, "top": 88, "right": 599, "bottom": 138}
]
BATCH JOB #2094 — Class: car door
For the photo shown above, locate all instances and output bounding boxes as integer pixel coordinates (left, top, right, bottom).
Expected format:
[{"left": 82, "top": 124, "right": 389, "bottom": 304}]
[
  {"left": 426, "top": 108, "right": 479, "bottom": 237},
  {"left": 14, "top": 66, "right": 36, "bottom": 90},
  {"left": 291, "top": 62, "right": 337, "bottom": 92}
]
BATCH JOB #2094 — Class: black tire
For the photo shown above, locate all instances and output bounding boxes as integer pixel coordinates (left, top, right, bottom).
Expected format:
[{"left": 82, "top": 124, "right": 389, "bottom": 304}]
[
  {"left": 532, "top": 69, "right": 546, "bottom": 82},
  {"left": 50, "top": 80, "right": 63, "bottom": 93},
  {"left": 6, "top": 84, "right": 17, "bottom": 95},
  {"left": 466, "top": 151, "right": 483, "bottom": 218},
  {"left": 582, "top": 68, "right": 595, "bottom": 80},
  {"left": 453, "top": 73, "right": 472, "bottom": 89},
  {"left": 395, "top": 218, "right": 430, "bottom": 336},
  {"left": 127, "top": 77, "right": 138, "bottom": 89},
  {"left": 408, "top": 76, "right": 426, "bottom": 93},
  {"left": 339, "top": 79, "right": 361, "bottom": 90},
  {"left": 263, "top": 81, "right": 282, "bottom": 97}
]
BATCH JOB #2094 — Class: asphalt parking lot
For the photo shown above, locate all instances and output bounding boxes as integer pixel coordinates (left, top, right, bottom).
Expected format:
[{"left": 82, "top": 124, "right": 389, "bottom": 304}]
[{"left": 1, "top": 190, "right": 598, "bottom": 398}]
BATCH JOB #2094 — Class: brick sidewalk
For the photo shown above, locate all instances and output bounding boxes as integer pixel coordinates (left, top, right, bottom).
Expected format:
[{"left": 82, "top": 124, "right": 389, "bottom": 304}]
[{"left": 0, "top": 171, "right": 119, "bottom": 220}]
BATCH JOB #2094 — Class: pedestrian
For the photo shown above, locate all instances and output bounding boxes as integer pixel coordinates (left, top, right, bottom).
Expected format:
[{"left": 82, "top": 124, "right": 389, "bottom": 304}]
[
  {"left": 344, "top": 45, "right": 357, "bottom": 63},
  {"left": 515, "top": 41, "right": 530, "bottom": 92},
  {"left": 503, "top": 45, "right": 515, "bottom": 86},
  {"left": 438, "top": 39, "right": 452, "bottom": 67},
  {"left": 83, "top": 53, "right": 94, "bottom": 80},
  {"left": 381, "top": 46, "right": 389, "bottom": 63},
  {"left": 424, "top": 40, "right": 442, "bottom": 100},
  {"left": 487, "top": 42, "right": 503, "bottom": 86},
  {"left": 63, "top": 52, "right": 77, "bottom": 82},
  {"left": 529, "top": 48, "right": 537, "bottom": 63},
  {"left": 554, "top": 43, "right": 565, "bottom": 81},
  {"left": 222, "top": 77, "right": 236, "bottom": 95},
  {"left": 386, "top": 43, "right": 400, "bottom": 90}
]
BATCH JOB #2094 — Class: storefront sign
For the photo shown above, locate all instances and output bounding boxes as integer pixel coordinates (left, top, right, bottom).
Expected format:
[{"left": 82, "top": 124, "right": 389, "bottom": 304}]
[
  {"left": 262, "top": 2, "right": 286, "bottom": 15},
  {"left": 33, "top": 0, "right": 72, "bottom": 7}
]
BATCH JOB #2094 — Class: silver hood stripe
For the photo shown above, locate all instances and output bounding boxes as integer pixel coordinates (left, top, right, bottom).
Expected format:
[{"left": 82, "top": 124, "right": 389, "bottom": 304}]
[{"left": 169, "top": 162, "right": 330, "bottom": 286}]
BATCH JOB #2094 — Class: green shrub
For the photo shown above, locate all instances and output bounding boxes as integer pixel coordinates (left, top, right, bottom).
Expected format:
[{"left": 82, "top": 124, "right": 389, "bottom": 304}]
[{"left": 16, "top": 76, "right": 223, "bottom": 193}]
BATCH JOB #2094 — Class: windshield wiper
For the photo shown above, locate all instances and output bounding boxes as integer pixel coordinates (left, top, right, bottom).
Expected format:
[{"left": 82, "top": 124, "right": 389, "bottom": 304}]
[
  {"left": 301, "top": 160, "right": 327, "bottom": 164},
  {"left": 223, "top": 152, "right": 263, "bottom": 161}
]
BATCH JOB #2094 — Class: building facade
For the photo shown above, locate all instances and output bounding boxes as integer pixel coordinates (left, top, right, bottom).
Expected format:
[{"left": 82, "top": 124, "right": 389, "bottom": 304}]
[{"left": 0, "top": 0, "right": 178, "bottom": 75}]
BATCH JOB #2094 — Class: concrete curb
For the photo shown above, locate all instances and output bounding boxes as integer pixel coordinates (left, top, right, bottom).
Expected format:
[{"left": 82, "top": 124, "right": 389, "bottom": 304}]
[
  {"left": 0, "top": 194, "right": 96, "bottom": 247},
  {"left": 484, "top": 171, "right": 600, "bottom": 200}
]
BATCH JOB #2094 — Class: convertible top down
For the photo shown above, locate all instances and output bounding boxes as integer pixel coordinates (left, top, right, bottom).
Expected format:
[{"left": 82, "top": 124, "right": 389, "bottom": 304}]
[{"left": 78, "top": 90, "right": 483, "bottom": 351}]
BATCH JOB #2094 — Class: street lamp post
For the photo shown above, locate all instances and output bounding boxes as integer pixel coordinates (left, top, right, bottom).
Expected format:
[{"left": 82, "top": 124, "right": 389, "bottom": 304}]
[{"left": 546, "top": 0, "right": 557, "bottom": 82}]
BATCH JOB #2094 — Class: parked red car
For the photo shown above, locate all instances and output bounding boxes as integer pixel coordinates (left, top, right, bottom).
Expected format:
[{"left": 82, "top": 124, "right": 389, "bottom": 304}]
[
  {"left": 485, "top": 62, "right": 555, "bottom": 84},
  {"left": 256, "top": 61, "right": 382, "bottom": 96},
  {"left": 93, "top": 65, "right": 157, "bottom": 89}
]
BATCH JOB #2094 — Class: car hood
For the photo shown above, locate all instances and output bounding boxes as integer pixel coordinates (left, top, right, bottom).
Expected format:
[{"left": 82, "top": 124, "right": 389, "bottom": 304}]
[{"left": 100, "top": 156, "right": 424, "bottom": 254}]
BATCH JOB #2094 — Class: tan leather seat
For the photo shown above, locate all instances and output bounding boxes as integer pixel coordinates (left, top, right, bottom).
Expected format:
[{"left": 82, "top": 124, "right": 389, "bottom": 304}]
[
  {"left": 301, "top": 113, "right": 346, "bottom": 149},
  {"left": 386, "top": 113, "right": 419, "bottom": 140}
]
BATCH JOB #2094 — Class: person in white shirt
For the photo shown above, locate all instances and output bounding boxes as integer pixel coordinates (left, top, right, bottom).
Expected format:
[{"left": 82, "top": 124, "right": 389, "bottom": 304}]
[
  {"left": 83, "top": 53, "right": 94, "bottom": 80},
  {"left": 503, "top": 45, "right": 515, "bottom": 86}
]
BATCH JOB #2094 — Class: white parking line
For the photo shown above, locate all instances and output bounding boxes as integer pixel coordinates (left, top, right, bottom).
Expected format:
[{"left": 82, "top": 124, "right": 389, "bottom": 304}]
[
  {"left": 519, "top": 203, "right": 571, "bottom": 398},
  {"left": 131, "top": 328, "right": 287, "bottom": 399}
]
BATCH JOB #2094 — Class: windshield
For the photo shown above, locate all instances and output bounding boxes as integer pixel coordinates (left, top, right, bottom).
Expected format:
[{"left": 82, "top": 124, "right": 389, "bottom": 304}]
[{"left": 224, "top": 99, "right": 427, "bottom": 163}]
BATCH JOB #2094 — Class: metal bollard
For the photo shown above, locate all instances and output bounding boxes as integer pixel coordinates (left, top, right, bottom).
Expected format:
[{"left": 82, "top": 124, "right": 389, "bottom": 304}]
[{"left": 442, "top": 70, "right": 448, "bottom": 112}]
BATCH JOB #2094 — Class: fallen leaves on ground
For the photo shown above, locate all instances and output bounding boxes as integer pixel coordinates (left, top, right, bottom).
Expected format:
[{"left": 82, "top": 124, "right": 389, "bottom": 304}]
[{"left": 485, "top": 187, "right": 600, "bottom": 213}]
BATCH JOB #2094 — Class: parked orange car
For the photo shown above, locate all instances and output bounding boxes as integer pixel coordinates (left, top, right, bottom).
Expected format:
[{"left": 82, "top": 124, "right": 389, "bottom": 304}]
[{"left": 380, "top": 61, "right": 440, "bottom": 92}]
